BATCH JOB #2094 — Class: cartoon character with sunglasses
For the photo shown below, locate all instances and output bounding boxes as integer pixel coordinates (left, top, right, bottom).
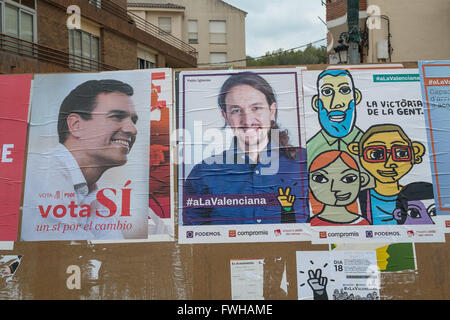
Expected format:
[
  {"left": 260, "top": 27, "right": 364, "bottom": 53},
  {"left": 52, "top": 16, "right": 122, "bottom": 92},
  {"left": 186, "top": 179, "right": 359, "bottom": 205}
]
[{"left": 348, "top": 124, "right": 426, "bottom": 225}]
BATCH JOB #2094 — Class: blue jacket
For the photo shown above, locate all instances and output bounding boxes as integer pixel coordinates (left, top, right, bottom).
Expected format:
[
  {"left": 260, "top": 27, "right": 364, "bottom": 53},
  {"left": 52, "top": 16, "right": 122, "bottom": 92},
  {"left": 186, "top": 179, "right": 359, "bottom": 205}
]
[{"left": 182, "top": 141, "right": 309, "bottom": 225}]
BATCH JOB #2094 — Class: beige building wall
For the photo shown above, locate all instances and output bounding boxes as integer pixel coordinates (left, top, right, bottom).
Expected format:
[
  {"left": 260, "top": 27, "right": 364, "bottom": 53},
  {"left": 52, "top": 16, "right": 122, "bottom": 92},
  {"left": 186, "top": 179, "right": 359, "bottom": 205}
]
[
  {"left": 327, "top": 0, "right": 450, "bottom": 63},
  {"left": 365, "top": 0, "right": 450, "bottom": 63},
  {"left": 128, "top": 8, "right": 184, "bottom": 40},
  {"left": 128, "top": 0, "right": 247, "bottom": 67}
]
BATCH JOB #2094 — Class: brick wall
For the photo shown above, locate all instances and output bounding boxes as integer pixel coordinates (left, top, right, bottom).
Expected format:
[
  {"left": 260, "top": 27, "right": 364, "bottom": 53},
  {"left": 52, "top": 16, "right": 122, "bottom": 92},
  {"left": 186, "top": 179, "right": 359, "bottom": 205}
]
[
  {"left": 326, "top": 0, "right": 367, "bottom": 21},
  {"left": 37, "top": 1, "right": 70, "bottom": 52},
  {"left": 101, "top": 29, "right": 138, "bottom": 70},
  {"left": 0, "top": 51, "right": 71, "bottom": 74}
]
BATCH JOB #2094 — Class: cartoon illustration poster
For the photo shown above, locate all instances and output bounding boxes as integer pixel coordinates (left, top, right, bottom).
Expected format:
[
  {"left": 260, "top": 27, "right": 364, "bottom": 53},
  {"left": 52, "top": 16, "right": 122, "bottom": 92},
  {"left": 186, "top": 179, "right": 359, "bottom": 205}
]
[
  {"left": 178, "top": 69, "right": 310, "bottom": 244},
  {"left": 300, "top": 68, "right": 444, "bottom": 243},
  {"left": 0, "top": 74, "right": 32, "bottom": 241},
  {"left": 21, "top": 70, "right": 151, "bottom": 241},
  {"left": 296, "top": 250, "right": 380, "bottom": 300},
  {"left": 419, "top": 60, "right": 450, "bottom": 233}
]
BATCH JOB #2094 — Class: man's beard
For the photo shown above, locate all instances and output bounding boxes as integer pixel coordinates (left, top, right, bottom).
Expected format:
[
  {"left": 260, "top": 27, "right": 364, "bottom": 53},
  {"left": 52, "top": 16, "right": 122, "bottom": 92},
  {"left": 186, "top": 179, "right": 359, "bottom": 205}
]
[{"left": 318, "top": 100, "right": 356, "bottom": 138}]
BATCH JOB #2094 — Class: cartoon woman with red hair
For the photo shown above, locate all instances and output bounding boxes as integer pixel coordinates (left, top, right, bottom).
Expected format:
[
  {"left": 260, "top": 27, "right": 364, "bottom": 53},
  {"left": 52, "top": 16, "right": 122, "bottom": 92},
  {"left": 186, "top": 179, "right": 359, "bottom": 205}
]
[{"left": 308, "top": 150, "right": 370, "bottom": 226}]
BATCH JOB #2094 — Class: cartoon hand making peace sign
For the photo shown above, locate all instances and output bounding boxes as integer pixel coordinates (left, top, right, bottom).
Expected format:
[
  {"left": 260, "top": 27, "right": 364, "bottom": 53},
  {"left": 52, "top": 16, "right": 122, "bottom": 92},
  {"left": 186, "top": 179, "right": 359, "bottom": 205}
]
[{"left": 277, "top": 187, "right": 296, "bottom": 212}]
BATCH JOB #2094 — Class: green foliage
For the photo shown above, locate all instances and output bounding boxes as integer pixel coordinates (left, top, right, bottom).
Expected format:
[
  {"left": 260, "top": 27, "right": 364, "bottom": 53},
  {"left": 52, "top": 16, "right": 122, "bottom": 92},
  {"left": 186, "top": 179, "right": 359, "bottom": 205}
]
[{"left": 247, "top": 45, "right": 327, "bottom": 66}]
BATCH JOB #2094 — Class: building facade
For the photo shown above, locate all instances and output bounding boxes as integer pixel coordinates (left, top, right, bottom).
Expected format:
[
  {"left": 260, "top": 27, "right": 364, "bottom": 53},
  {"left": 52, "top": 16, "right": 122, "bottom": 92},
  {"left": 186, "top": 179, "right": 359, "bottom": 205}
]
[
  {"left": 326, "top": 0, "right": 450, "bottom": 64},
  {"left": 127, "top": 0, "right": 247, "bottom": 67},
  {"left": 0, "top": 0, "right": 197, "bottom": 74}
]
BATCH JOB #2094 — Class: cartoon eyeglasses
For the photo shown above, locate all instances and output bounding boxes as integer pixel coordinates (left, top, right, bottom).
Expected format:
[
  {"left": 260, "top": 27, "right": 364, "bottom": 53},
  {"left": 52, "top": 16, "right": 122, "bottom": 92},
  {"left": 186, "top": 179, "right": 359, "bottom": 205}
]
[{"left": 362, "top": 145, "right": 412, "bottom": 163}]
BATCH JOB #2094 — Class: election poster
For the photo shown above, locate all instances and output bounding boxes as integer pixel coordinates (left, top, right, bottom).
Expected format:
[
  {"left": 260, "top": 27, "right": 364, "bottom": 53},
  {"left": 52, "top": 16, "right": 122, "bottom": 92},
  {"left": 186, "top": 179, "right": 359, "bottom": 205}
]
[
  {"left": 92, "top": 68, "right": 175, "bottom": 244},
  {"left": 296, "top": 250, "right": 380, "bottom": 300},
  {"left": 0, "top": 74, "right": 31, "bottom": 241},
  {"left": 300, "top": 68, "right": 444, "bottom": 243},
  {"left": 148, "top": 70, "right": 175, "bottom": 240},
  {"left": 419, "top": 60, "right": 450, "bottom": 233},
  {"left": 331, "top": 243, "right": 417, "bottom": 272},
  {"left": 21, "top": 70, "right": 151, "bottom": 241},
  {"left": 178, "top": 69, "right": 310, "bottom": 244}
]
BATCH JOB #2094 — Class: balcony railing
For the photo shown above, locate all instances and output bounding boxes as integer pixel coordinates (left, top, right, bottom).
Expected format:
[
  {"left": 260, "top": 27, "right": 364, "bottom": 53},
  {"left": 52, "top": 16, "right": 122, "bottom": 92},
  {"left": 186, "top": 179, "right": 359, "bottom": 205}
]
[
  {"left": 90, "top": 0, "right": 197, "bottom": 59},
  {"left": 0, "top": 33, "right": 119, "bottom": 71}
]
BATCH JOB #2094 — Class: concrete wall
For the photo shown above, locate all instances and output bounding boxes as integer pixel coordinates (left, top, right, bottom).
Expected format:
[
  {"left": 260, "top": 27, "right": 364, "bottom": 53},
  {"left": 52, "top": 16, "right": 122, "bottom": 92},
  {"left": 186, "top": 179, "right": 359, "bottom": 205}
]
[
  {"left": 326, "top": 0, "right": 450, "bottom": 63},
  {"left": 365, "top": 0, "right": 450, "bottom": 63}
]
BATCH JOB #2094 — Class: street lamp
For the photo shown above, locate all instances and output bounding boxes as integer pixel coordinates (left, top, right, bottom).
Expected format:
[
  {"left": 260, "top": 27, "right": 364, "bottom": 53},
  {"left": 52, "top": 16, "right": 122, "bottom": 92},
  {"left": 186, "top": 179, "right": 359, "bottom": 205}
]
[{"left": 334, "top": 37, "right": 349, "bottom": 64}]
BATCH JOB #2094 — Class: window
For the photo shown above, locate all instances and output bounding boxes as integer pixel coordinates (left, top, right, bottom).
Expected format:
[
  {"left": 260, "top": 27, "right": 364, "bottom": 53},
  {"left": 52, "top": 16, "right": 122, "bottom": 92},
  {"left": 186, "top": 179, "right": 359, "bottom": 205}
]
[
  {"left": 158, "top": 17, "right": 171, "bottom": 35},
  {"left": 7, "top": 0, "right": 36, "bottom": 10},
  {"left": 69, "top": 29, "right": 100, "bottom": 71},
  {"left": 88, "top": 0, "right": 101, "bottom": 8},
  {"left": 209, "top": 20, "right": 226, "bottom": 44},
  {"left": 137, "top": 58, "right": 155, "bottom": 69},
  {"left": 5, "top": 5, "right": 19, "bottom": 38},
  {"left": 210, "top": 52, "right": 227, "bottom": 66},
  {"left": 188, "top": 20, "right": 198, "bottom": 44},
  {"left": 0, "top": 1, "right": 36, "bottom": 55},
  {"left": 137, "top": 46, "right": 156, "bottom": 69},
  {"left": 2, "top": 2, "right": 35, "bottom": 40}
]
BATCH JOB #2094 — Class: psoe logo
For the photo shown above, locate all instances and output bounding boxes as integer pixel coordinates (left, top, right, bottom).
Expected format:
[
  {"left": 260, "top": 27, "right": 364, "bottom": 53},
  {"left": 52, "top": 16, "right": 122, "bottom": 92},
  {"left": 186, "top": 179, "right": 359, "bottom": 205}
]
[
  {"left": 366, "top": 230, "right": 373, "bottom": 238},
  {"left": 407, "top": 230, "right": 415, "bottom": 237},
  {"left": 186, "top": 231, "right": 194, "bottom": 238},
  {"left": 446, "top": 221, "right": 450, "bottom": 228},
  {"left": 274, "top": 229, "right": 282, "bottom": 236},
  {"left": 319, "top": 231, "right": 327, "bottom": 239},
  {"left": 229, "top": 230, "right": 236, "bottom": 237}
]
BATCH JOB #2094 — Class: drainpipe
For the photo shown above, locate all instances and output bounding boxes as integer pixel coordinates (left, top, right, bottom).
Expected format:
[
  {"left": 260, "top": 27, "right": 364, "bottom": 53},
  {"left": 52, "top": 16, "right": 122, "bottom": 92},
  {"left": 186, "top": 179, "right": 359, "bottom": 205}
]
[{"left": 347, "top": 0, "right": 361, "bottom": 64}]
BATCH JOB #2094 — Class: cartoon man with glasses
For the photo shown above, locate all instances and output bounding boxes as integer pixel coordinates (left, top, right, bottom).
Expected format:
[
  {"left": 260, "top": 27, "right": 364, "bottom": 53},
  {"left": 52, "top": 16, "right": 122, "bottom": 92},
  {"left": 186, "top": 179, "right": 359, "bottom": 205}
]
[{"left": 348, "top": 124, "right": 426, "bottom": 225}]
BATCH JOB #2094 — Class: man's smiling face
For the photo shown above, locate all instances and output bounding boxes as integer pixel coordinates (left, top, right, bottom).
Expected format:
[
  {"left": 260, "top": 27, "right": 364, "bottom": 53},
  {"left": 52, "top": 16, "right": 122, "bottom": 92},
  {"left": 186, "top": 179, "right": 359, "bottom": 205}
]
[
  {"left": 77, "top": 91, "right": 138, "bottom": 168},
  {"left": 313, "top": 74, "right": 361, "bottom": 138},
  {"left": 360, "top": 131, "right": 413, "bottom": 184},
  {"left": 222, "top": 84, "right": 276, "bottom": 151}
]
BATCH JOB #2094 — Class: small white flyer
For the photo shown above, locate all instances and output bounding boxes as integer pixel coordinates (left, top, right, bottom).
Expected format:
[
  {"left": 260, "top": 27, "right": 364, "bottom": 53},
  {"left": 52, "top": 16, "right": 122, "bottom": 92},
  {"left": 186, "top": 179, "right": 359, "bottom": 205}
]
[
  {"left": 0, "top": 242, "right": 14, "bottom": 251},
  {"left": 296, "top": 251, "right": 380, "bottom": 300},
  {"left": 230, "top": 259, "right": 264, "bottom": 300}
]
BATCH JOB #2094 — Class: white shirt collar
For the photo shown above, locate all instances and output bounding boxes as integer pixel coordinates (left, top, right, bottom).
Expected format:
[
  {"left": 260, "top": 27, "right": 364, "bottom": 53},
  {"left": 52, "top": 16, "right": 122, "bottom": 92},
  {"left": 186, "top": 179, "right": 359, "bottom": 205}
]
[{"left": 54, "top": 144, "right": 97, "bottom": 197}]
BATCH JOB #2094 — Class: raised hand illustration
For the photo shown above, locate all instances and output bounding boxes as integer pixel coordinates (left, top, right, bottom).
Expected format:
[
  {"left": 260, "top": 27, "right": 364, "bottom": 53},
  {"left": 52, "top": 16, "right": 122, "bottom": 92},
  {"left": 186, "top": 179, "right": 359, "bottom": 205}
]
[
  {"left": 277, "top": 187, "right": 296, "bottom": 212},
  {"left": 307, "top": 268, "right": 329, "bottom": 300}
]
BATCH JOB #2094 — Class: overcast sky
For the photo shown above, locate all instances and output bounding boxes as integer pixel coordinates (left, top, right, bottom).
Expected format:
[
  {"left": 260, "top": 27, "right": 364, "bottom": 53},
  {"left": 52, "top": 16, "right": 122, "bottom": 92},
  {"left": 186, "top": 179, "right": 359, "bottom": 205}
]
[{"left": 224, "top": 0, "right": 327, "bottom": 58}]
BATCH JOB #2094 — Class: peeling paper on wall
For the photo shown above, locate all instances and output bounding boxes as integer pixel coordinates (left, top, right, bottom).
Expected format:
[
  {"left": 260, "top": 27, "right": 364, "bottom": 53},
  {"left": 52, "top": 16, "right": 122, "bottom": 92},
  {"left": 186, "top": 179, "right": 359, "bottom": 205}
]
[
  {"left": 230, "top": 259, "right": 264, "bottom": 300},
  {"left": 0, "top": 255, "right": 23, "bottom": 282},
  {"left": 279, "top": 261, "right": 288, "bottom": 295}
]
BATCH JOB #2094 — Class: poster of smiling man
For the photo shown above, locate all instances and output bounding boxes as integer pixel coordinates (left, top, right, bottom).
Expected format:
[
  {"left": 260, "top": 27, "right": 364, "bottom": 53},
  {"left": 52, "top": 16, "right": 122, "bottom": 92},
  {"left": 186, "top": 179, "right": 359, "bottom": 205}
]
[
  {"left": 178, "top": 69, "right": 310, "bottom": 244},
  {"left": 301, "top": 68, "right": 444, "bottom": 243},
  {"left": 21, "top": 71, "right": 151, "bottom": 241}
]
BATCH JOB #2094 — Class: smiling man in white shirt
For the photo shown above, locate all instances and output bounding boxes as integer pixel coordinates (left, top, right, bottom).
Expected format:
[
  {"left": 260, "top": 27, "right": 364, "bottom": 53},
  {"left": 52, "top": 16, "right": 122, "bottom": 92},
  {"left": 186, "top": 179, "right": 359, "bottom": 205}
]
[{"left": 21, "top": 79, "right": 139, "bottom": 241}]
